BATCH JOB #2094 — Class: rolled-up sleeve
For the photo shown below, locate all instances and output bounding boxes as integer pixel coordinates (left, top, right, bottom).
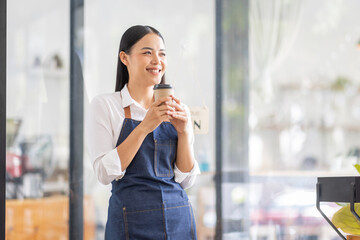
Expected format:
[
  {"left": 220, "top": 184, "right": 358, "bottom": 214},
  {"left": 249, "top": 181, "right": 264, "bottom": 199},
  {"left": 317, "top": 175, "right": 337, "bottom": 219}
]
[
  {"left": 174, "top": 160, "right": 201, "bottom": 189},
  {"left": 87, "top": 97, "right": 126, "bottom": 185}
]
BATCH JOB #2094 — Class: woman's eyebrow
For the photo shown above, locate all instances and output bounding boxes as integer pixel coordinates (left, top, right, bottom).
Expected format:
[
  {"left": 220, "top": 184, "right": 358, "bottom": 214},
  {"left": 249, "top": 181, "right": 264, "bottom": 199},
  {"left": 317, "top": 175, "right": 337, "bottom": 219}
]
[{"left": 141, "top": 47, "right": 166, "bottom": 51}]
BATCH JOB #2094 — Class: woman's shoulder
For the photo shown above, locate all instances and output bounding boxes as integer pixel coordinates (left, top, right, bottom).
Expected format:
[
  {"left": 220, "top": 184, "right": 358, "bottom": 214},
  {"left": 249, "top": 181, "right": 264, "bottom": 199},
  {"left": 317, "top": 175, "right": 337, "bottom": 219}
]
[
  {"left": 89, "top": 92, "right": 122, "bottom": 114},
  {"left": 91, "top": 92, "right": 121, "bottom": 106}
]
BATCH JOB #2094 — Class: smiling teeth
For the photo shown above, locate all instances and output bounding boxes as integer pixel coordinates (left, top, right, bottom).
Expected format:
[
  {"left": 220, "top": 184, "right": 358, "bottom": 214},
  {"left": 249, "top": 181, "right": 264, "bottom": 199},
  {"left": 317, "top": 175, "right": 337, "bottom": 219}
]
[{"left": 148, "top": 69, "right": 159, "bottom": 73}]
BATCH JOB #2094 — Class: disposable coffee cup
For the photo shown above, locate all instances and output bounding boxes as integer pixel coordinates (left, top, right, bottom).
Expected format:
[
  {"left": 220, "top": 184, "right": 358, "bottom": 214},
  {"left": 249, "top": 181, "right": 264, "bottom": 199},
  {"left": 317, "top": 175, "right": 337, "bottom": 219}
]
[{"left": 153, "top": 84, "right": 174, "bottom": 102}]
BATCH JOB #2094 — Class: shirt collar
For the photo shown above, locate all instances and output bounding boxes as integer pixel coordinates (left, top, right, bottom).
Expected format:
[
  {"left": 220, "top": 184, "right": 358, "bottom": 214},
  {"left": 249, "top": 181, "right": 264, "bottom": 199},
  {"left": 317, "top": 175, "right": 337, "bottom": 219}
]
[{"left": 120, "top": 84, "right": 135, "bottom": 108}]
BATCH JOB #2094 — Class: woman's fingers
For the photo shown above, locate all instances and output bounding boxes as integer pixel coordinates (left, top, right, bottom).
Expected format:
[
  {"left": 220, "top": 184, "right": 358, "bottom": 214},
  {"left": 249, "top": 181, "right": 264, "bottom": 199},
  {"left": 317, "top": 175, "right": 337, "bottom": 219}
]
[
  {"left": 163, "top": 96, "right": 183, "bottom": 112},
  {"left": 156, "top": 105, "right": 175, "bottom": 118},
  {"left": 171, "top": 95, "right": 181, "bottom": 104},
  {"left": 154, "top": 95, "right": 182, "bottom": 112},
  {"left": 154, "top": 96, "right": 172, "bottom": 106},
  {"left": 151, "top": 95, "right": 189, "bottom": 123},
  {"left": 157, "top": 103, "right": 175, "bottom": 111},
  {"left": 170, "top": 110, "right": 187, "bottom": 120}
]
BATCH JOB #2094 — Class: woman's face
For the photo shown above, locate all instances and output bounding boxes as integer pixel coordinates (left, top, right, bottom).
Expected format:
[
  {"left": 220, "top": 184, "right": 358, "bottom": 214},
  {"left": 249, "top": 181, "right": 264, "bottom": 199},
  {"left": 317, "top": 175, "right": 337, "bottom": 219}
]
[{"left": 123, "top": 33, "right": 167, "bottom": 87}]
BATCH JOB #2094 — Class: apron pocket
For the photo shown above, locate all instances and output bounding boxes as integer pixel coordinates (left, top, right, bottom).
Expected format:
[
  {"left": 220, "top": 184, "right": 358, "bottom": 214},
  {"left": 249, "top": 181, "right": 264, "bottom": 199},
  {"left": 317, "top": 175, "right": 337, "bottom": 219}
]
[
  {"left": 124, "top": 206, "right": 166, "bottom": 240},
  {"left": 105, "top": 206, "right": 127, "bottom": 240},
  {"left": 154, "top": 139, "right": 176, "bottom": 178},
  {"left": 164, "top": 203, "right": 196, "bottom": 239}
]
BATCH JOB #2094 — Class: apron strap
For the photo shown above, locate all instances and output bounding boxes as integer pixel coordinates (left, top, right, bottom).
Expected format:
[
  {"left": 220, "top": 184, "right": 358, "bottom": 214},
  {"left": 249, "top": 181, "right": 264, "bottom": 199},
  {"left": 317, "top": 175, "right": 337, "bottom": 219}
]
[{"left": 124, "top": 106, "right": 131, "bottom": 119}]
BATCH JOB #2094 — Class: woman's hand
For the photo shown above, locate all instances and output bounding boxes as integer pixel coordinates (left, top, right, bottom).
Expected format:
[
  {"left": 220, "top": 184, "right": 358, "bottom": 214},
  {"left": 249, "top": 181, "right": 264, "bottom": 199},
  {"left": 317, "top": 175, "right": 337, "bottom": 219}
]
[
  {"left": 168, "top": 95, "right": 189, "bottom": 135},
  {"left": 139, "top": 96, "right": 174, "bottom": 134}
]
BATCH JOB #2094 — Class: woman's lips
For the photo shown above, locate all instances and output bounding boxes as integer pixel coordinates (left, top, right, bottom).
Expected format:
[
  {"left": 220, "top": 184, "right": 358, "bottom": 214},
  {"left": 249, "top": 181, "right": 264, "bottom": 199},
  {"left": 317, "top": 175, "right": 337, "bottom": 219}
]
[{"left": 147, "top": 68, "right": 161, "bottom": 74}]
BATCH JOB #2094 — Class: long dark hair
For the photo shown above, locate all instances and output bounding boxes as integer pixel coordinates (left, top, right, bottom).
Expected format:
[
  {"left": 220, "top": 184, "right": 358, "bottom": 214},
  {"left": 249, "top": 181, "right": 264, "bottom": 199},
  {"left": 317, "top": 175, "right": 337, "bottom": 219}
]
[{"left": 115, "top": 25, "right": 166, "bottom": 92}]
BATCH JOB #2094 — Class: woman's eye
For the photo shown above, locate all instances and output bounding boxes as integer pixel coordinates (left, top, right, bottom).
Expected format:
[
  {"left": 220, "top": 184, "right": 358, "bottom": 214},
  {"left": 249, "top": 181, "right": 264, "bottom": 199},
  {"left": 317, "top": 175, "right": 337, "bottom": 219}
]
[
  {"left": 144, "top": 51, "right": 151, "bottom": 55},
  {"left": 160, "top": 52, "right": 166, "bottom": 57}
]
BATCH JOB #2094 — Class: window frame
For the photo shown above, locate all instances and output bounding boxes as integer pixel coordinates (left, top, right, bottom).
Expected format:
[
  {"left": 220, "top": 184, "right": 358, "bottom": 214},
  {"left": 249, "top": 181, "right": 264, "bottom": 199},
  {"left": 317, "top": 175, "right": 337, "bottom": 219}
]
[{"left": 1, "top": 0, "right": 6, "bottom": 239}]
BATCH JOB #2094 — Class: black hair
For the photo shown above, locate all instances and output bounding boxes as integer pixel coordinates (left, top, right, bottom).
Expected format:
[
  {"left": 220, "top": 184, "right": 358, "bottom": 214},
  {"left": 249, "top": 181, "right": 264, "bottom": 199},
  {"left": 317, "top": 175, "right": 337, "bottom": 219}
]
[{"left": 115, "top": 25, "right": 166, "bottom": 92}]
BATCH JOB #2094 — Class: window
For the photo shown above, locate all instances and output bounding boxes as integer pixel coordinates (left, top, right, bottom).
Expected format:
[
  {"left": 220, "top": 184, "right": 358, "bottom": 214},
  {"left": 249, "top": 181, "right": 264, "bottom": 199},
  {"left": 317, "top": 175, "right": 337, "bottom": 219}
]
[{"left": 3, "top": 0, "right": 360, "bottom": 239}]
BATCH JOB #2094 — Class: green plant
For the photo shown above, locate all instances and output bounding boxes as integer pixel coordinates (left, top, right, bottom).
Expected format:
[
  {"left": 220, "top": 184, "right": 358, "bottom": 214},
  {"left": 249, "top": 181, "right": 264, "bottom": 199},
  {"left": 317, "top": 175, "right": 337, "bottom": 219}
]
[{"left": 331, "top": 76, "right": 351, "bottom": 91}]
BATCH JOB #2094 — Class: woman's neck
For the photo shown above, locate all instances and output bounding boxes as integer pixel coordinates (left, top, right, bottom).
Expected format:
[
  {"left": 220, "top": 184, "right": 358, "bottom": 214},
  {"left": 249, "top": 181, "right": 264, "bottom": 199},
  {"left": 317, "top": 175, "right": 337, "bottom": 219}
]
[{"left": 127, "top": 82, "right": 154, "bottom": 109}]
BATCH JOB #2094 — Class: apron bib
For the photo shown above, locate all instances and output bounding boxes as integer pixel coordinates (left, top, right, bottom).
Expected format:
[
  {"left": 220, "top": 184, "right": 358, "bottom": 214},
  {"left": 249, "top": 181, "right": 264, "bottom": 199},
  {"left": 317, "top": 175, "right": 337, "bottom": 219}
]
[{"left": 105, "top": 106, "right": 197, "bottom": 240}]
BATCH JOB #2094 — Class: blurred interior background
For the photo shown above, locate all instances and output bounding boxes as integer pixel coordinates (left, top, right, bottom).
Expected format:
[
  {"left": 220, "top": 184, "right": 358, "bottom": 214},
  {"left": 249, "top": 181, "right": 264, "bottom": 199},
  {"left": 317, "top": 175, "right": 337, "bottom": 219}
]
[{"left": 4, "top": 0, "right": 360, "bottom": 239}]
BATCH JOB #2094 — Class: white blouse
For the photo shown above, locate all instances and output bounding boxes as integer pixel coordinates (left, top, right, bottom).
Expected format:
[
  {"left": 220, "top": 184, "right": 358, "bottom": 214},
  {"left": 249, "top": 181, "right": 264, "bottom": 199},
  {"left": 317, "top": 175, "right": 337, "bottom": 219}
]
[{"left": 86, "top": 84, "right": 200, "bottom": 188}]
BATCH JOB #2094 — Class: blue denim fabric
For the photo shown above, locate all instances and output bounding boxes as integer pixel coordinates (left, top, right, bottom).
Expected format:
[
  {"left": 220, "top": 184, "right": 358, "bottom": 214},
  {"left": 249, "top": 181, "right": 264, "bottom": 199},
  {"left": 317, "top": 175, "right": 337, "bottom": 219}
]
[{"left": 105, "top": 118, "right": 197, "bottom": 240}]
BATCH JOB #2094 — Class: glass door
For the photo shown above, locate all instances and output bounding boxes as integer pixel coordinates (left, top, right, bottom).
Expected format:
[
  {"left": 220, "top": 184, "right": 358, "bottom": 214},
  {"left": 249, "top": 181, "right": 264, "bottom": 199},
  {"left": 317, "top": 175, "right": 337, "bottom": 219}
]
[{"left": 5, "top": 1, "right": 94, "bottom": 239}]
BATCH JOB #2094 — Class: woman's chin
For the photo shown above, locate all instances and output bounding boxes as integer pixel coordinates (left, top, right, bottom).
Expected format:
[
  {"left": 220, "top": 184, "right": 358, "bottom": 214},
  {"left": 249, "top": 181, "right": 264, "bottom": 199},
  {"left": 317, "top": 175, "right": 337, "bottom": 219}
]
[{"left": 151, "top": 78, "right": 162, "bottom": 85}]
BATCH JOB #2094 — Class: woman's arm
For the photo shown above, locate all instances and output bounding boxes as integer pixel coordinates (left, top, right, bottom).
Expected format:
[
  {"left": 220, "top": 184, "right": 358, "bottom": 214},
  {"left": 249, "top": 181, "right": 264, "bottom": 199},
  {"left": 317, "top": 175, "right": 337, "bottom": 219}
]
[
  {"left": 176, "top": 132, "right": 195, "bottom": 172},
  {"left": 115, "top": 124, "right": 148, "bottom": 171},
  {"left": 168, "top": 97, "right": 196, "bottom": 173},
  {"left": 172, "top": 103, "right": 201, "bottom": 189},
  {"left": 87, "top": 96, "right": 125, "bottom": 185}
]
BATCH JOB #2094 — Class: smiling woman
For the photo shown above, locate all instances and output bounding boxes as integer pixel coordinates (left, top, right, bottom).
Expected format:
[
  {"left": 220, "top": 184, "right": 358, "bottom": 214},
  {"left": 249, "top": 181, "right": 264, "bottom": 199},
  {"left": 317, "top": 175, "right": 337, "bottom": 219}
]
[
  {"left": 87, "top": 25, "right": 200, "bottom": 240},
  {"left": 119, "top": 33, "right": 167, "bottom": 106},
  {"left": 115, "top": 26, "right": 166, "bottom": 92}
]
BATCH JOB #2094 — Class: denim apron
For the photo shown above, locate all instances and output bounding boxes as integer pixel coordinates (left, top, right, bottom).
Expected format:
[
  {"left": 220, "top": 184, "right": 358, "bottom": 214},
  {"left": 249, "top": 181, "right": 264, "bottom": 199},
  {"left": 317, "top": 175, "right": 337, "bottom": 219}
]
[{"left": 105, "top": 106, "right": 197, "bottom": 240}]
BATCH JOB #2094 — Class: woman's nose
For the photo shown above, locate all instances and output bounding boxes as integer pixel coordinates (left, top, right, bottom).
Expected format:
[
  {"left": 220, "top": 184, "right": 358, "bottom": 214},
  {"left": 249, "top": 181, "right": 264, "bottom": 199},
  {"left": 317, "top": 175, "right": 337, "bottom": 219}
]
[{"left": 151, "top": 55, "right": 160, "bottom": 65}]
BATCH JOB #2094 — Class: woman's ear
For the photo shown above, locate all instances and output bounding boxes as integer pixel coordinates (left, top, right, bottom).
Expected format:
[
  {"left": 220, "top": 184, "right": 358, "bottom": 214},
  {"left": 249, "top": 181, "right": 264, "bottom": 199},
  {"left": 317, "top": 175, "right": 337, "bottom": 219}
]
[{"left": 119, "top": 51, "right": 128, "bottom": 66}]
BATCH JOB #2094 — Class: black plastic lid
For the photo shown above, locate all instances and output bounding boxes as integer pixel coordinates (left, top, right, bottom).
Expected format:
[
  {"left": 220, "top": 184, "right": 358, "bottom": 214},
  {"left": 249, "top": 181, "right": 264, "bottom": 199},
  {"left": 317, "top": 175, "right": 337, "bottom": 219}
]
[{"left": 153, "top": 84, "right": 172, "bottom": 90}]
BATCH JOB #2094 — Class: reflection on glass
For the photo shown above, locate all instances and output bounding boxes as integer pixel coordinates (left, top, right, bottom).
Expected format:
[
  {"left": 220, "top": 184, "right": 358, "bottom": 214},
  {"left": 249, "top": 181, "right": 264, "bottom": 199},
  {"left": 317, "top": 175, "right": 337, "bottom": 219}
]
[
  {"left": 250, "top": 0, "right": 360, "bottom": 174},
  {"left": 249, "top": 0, "right": 360, "bottom": 239},
  {"left": 6, "top": 1, "right": 94, "bottom": 239}
]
